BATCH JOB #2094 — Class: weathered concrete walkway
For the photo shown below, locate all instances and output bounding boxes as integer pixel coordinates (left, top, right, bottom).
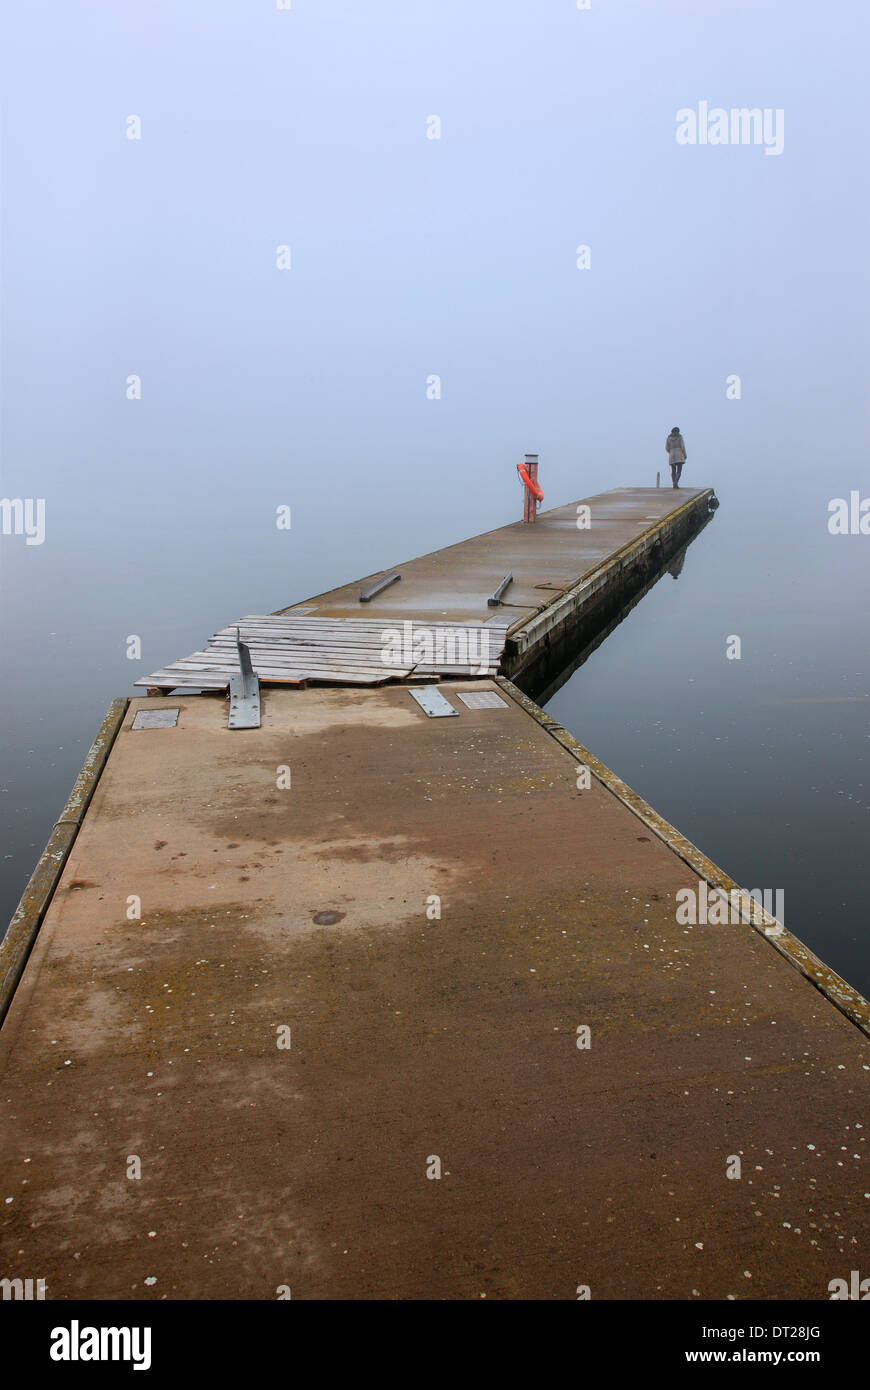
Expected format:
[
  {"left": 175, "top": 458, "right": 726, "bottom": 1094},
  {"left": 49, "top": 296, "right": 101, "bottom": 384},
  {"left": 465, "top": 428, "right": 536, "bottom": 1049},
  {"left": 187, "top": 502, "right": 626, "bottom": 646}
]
[
  {"left": 1, "top": 681, "right": 868, "bottom": 1299},
  {"left": 278, "top": 487, "right": 710, "bottom": 626}
]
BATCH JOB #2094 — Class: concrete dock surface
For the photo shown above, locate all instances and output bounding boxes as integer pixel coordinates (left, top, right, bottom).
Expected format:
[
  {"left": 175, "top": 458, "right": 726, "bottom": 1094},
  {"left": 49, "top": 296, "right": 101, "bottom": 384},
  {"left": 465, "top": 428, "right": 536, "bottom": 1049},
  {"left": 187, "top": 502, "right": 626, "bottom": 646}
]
[
  {"left": 280, "top": 487, "right": 710, "bottom": 628},
  {"left": 2, "top": 682, "right": 868, "bottom": 1300}
]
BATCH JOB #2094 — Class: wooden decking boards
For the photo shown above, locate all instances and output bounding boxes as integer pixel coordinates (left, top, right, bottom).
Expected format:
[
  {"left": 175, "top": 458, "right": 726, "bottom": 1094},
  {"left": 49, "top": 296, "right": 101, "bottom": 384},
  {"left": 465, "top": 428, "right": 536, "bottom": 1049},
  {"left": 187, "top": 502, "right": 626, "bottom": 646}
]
[{"left": 136, "top": 616, "right": 512, "bottom": 689}]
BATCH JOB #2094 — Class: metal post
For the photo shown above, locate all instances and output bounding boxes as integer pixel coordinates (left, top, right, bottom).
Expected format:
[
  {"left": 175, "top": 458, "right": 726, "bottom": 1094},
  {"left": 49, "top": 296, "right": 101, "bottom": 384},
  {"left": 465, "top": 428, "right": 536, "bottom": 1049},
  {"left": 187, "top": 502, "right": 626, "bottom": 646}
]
[{"left": 523, "top": 453, "right": 539, "bottom": 524}]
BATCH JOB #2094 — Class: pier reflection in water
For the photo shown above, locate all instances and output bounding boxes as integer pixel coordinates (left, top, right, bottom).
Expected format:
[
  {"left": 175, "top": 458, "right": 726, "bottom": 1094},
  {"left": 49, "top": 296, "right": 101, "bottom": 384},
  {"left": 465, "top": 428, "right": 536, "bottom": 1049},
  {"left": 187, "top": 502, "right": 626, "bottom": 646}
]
[{"left": 515, "top": 517, "right": 713, "bottom": 708}]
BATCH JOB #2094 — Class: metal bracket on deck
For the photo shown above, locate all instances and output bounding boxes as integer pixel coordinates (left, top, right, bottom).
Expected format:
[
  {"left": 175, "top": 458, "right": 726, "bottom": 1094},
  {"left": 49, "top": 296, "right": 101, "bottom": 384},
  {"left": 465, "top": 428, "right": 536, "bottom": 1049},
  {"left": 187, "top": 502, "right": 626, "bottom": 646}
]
[
  {"left": 359, "top": 571, "right": 401, "bottom": 603},
  {"left": 487, "top": 572, "right": 513, "bottom": 607},
  {"left": 227, "top": 628, "right": 261, "bottom": 730}
]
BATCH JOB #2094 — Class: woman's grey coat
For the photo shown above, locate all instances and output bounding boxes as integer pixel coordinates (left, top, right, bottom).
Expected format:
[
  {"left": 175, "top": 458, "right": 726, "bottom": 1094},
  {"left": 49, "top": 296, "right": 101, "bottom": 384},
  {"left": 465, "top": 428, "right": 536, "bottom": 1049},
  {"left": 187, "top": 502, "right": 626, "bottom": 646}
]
[{"left": 666, "top": 431, "right": 686, "bottom": 465}]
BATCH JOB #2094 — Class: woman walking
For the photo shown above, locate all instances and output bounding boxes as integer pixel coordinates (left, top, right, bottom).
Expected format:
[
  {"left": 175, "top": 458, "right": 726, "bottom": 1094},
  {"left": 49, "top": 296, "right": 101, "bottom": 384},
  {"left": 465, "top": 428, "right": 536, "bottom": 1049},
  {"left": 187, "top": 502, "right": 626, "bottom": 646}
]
[{"left": 666, "top": 427, "right": 686, "bottom": 488}]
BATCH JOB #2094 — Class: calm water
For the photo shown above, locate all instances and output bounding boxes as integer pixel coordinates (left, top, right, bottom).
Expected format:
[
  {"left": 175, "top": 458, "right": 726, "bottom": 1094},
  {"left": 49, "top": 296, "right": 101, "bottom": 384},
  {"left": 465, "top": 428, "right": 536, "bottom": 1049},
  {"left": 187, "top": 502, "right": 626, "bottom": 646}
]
[{"left": 2, "top": 472, "right": 869, "bottom": 998}]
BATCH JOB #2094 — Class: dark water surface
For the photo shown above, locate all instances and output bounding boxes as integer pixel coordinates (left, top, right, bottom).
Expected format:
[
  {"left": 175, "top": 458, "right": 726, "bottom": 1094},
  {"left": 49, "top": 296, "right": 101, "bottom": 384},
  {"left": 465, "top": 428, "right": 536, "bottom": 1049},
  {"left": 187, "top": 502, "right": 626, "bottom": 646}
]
[{"left": 2, "top": 472, "right": 869, "bottom": 1000}]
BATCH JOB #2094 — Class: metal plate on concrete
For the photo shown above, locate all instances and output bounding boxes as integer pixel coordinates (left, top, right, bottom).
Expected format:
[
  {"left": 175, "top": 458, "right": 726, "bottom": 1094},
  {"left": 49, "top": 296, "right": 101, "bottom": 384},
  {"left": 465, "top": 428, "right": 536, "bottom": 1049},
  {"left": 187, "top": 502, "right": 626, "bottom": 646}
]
[
  {"left": 456, "top": 691, "right": 508, "bottom": 710},
  {"left": 228, "top": 677, "right": 261, "bottom": 729},
  {"left": 131, "top": 708, "right": 179, "bottom": 730},
  {"left": 227, "top": 629, "right": 262, "bottom": 730},
  {"left": 408, "top": 687, "right": 458, "bottom": 718}
]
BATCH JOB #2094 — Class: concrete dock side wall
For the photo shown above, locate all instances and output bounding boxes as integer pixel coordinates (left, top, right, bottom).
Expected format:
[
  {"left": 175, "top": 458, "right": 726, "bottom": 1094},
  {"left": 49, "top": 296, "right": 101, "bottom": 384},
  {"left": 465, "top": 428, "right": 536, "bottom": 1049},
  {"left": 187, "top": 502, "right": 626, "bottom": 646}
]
[{"left": 504, "top": 489, "right": 715, "bottom": 683}]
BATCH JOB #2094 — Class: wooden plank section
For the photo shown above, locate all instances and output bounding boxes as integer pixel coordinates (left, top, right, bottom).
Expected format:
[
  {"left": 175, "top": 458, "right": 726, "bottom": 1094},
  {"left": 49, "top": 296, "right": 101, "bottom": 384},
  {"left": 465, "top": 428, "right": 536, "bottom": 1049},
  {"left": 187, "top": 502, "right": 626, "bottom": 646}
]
[
  {"left": 1, "top": 685, "right": 868, "bottom": 1300},
  {"left": 136, "top": 617, "right": 510, "bottom": 690}
]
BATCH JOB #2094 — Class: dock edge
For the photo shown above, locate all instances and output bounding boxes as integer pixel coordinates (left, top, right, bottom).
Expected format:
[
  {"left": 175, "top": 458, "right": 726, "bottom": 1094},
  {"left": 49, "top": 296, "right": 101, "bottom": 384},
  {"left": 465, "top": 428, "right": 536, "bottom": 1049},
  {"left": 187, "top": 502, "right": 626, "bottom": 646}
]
[
  {"left": 505, "top": 488, "right": 716, "bottom": 658},
  {"left": 497, "top": 676, "right": 870, "bottom": 1041},
  {"left": 0, "top": 696, "right": 130, "bottom": 1028}
]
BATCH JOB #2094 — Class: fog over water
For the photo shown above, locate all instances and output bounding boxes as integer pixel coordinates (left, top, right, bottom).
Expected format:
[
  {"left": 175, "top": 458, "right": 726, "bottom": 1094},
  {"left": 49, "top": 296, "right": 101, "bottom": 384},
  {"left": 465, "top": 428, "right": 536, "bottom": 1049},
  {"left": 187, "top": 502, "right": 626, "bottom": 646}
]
[{"left": 1, "top": 2, "right": 868, "bottom": 995}]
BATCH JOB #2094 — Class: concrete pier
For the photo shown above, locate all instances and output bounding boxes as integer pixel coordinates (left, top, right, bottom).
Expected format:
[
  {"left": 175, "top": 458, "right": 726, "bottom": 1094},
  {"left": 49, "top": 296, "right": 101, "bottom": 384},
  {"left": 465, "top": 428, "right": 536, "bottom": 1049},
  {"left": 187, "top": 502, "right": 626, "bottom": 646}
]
[
  {"left": 135, "top": 487, "right": 715, "bottom": 691},
  {"left": 278, "top": 487, "right": 713, "bottom": 628},
  {"left": 3, "top": 483, "right": 869, "bottom": 1301}
]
